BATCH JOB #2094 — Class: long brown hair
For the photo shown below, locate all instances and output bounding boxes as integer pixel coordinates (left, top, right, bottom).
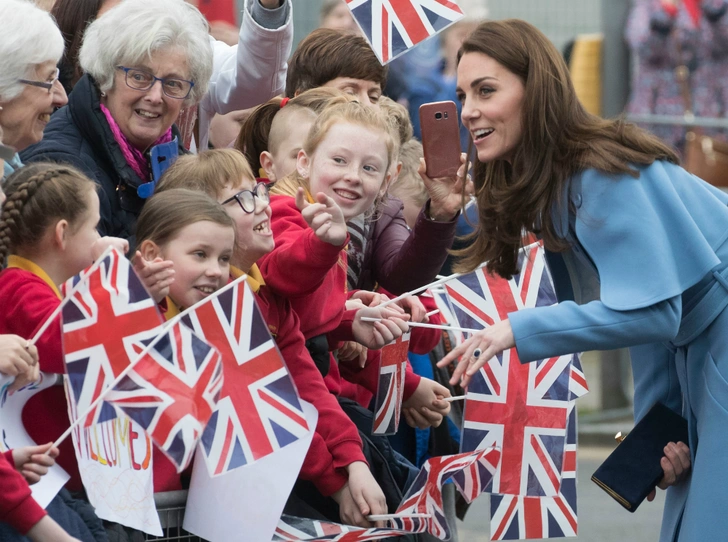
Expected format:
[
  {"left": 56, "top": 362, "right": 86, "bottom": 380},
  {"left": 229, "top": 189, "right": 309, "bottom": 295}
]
[
  {"left": 454, "top": 20, "right": 679, "bottom": 277},
  {"left": 0, "top": 163, "right": 96, "bottom": 268}
]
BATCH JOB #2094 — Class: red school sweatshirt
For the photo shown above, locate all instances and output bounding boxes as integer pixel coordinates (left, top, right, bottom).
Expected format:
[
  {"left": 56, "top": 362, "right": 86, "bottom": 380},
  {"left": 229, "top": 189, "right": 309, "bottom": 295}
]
[
  {"left": 0, "top": 450, "right": 47, "bottom": 535},
  {"left": 0, "top": 257, "right": 181, "bottom": 493},
  {"left": 258, "top": 195, "right": 350, "bottom": 340}
]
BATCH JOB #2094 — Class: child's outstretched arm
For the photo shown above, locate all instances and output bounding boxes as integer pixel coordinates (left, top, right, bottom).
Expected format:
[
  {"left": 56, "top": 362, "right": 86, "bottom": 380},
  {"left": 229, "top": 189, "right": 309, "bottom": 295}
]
[{"left": 295, "top": 188, "right": 348, "bottom": 246}]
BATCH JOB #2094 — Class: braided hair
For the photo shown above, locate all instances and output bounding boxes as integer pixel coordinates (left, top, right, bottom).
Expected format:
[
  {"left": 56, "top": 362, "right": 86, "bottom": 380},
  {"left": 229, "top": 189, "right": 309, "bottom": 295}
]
[{"left": 0, "top": 163, "right": 96, "bottom": 268}]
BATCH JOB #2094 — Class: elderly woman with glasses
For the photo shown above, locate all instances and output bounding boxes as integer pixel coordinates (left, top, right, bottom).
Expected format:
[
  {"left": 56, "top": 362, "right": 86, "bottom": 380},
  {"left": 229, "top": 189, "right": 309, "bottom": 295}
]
[
  {"left": 0, "top": 0, "right": 68, "bottom": 181},
  {"left": 21, "top": 0, "right": 213, "bottom": 243}
]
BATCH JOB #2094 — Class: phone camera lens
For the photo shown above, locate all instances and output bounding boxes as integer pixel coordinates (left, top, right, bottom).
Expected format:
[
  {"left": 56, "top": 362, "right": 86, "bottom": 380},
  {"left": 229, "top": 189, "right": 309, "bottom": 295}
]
[{"left": 435, "top": 112, "right": 443, "bottom": 120}]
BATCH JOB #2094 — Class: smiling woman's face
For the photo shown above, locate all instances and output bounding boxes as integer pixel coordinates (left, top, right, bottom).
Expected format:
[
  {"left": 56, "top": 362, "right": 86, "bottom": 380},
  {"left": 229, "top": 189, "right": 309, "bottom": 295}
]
[
  {"left": 101, "top": 47, "right": 190, "bottom": 150},
  {"left": 0, "top": 60, "right": 68, "bottom": 151},
  {"left": 456, "top": 52, "right": 525, "bottom": 164}
]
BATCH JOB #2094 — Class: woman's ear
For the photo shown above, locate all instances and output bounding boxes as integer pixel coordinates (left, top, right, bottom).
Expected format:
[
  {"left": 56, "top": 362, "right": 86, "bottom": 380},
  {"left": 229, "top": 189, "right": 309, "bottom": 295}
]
[
  {"left": 53, "top": 219, "right": 69, "bottom": 249},
  {"left": 260, "top": 151, "right": 277, "bottom": 182},
  {"left": 138, "top": 239, "right": 163, "bottom": 262},
  {"left": 296, "top": 149, "right": 310, "bottom": 178}
]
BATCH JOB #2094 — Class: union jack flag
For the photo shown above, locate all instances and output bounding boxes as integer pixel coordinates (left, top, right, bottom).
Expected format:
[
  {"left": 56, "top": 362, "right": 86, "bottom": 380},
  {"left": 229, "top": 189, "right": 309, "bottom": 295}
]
[
  {"left": 372, "top": 331, "right": 410, "bottom": 435},
  {"left": 179, "top": 276, "right": 309, "bottom": 476},
  {"left": 346, "top": 0, "right": 464, "bottom": 64},
  {"left": 489, "top": 401, "right": 578, "bottom": 540},
  {"left": 61, "top": 249, "right": 165, "bottom": 427},
  {"left": 272, "top": 515, "right": 422, "bottom": 542},
  {"left": 395, "top": 447, "right": 501, "bottom": 540},
  {"left": 445, "top": 242, "right": 577, "bottom": 497},
  {"left": 104, "top": 321, "right": 224, "bottom": 471}
]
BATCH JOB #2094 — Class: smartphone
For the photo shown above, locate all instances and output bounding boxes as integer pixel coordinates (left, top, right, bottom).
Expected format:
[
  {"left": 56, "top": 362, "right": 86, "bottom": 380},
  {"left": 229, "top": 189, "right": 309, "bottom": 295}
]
[
  {"left": 419, "top": 101, "right": 461, "bottom": 178},
  {"left": 137, "top": 137, "right": 179, "bottom": 199}
]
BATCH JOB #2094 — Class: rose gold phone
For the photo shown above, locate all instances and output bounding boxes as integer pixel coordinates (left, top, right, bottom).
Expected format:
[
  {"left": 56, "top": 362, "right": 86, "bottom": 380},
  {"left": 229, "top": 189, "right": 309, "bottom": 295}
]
[{"left": 419, "top": 101, "right": 461, "bottom": 178}]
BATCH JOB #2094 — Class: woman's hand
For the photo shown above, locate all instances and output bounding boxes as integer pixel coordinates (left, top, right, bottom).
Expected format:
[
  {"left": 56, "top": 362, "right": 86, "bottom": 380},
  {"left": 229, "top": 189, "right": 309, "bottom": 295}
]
[
  {"left": 419, "top": 153, "right": 473, "bottom": 222},
  {"left": 402, "top": 378, "right": 451, "bottom": 429},
  {"left": 437, "top": 319, "right": 515, "bottom": 388},
  {"left": 12, "top": 442, "right": 59, "bottom": 485},
  {"left": 0, "top": 335, "right": 39, "bottom": 392},
  {"left": 351, "top": 306, "right": 410, "bottom": 350},
  {"left": 647, "top": 441, "right": 690, "bottom": 502},
  {"left": 132, "top": 251, "right": 175, "bottom": 303},
  {"left": 296, "top": 188, "right": 348, "bottom": 247}
]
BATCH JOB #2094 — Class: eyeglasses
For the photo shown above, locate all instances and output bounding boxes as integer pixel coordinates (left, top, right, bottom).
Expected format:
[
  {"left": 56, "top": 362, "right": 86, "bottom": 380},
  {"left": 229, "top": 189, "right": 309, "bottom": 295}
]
[
  {"left": 116, "top": 66, "right": 194, "bottom": 100},
  {"left": 221, "top": 183, "right": 270, "bottom": 213},
  {"left": 18, "top": 68, "right": 60, "bottom": 93}
]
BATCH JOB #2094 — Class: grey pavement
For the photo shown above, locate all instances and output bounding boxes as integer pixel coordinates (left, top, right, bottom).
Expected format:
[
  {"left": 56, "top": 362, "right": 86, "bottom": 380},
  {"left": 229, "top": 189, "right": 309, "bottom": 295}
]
[{"left": 456, "top": 446, "right": 666, "bottom": 542}]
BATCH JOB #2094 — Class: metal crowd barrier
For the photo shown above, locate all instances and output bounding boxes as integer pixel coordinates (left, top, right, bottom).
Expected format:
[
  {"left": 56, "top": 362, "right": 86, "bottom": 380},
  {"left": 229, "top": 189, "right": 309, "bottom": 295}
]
[{"left": 145, "top": 491, "right": 204, "bottom": 542}]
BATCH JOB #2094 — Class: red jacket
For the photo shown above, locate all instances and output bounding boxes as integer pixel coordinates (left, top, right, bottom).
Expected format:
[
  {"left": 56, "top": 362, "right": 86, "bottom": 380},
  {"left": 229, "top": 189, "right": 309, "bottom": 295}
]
[
  {"left": 0, "top": 450, "right": 46, "bottom": 534},
  {"left": 258, "top": 194, "right": 349, "bottom": 340},
  {"left": 0, "top": 258, "right": 179, "bottom": 493}
]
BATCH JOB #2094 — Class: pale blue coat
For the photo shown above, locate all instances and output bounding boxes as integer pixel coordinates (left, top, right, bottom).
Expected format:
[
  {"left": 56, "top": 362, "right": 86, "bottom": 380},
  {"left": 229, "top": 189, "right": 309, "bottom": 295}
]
[{"left": 508, "top": 161, "right": 728, "bottom": 542}]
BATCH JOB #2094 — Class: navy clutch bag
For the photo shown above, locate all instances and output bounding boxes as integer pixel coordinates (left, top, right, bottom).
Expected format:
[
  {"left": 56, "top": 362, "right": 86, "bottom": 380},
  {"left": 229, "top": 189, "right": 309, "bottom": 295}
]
[{"left": 591, "top": 402, "right": 689, "bottom": 512}]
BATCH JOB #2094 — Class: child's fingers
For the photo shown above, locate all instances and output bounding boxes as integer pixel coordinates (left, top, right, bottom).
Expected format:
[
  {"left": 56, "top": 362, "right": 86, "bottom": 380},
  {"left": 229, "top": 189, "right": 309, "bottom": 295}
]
[
  {"left": 30, "top": 452, "right": 56, "bottom": 467},
  {"left": 22, "top": 463, "right": 49, "bottom": 479},
  {"left": 295, "top": 187, "right": 309, "bottom": 211},
  {"left": 21, "top": 469, "right": 42, "bottom": 485},
  {"left": 309, "top": 212, "right": 333, "bottom": 231}
]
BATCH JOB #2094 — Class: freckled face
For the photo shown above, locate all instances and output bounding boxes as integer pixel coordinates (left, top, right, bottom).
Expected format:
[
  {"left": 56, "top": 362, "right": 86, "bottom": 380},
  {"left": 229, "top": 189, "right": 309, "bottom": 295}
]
[{"left": 298, "top": 122, "right": 390, "bottom": 221}]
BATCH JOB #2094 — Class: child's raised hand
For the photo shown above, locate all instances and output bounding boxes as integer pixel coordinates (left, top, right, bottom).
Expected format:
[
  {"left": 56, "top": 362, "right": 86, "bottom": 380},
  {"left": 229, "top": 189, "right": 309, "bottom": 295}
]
[
  {"left": 418, "top": 153, "right": 473, "bottom": 222},
  {"left": 402, "top": 378, "right": 452, "bottom": 429},
  {"left": 0, "top": 334, "right": 39, "bottom": 392},
  {"left": 132, "top": 251, "right": 175, "bottom": 304},
  {"left": 91, "top": 236, "right": 129, "bottom": 259},
  {"left": 295, "top": 187, "right": 348, "bottom": 246},
  {"left": 351, "top": 306, "right": 410, "bottom": 350},
  {"left": 12, "top": 442, "right": 59, "bottom": 485}
]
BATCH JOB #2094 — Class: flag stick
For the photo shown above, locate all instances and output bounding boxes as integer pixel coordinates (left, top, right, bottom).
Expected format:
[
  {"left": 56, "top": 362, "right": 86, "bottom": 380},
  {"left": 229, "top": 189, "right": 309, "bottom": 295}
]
[
  {"left": 28, "top": 246, "right": 114, "bottom": 346},
  {"left": 361, "top": 317, "right": 479, "bottom": 334},
  {"left": 425, "top": 309, "right": 440, "bottom": 318},
  {"left": 443, "top": 395, "right": 466, "bottom": 403},
  {"left": 366, "top": 513, "right": 432, "bottom": 521},
  {"left": 378, "top": 262, "right": 488, "bottom": 309}
]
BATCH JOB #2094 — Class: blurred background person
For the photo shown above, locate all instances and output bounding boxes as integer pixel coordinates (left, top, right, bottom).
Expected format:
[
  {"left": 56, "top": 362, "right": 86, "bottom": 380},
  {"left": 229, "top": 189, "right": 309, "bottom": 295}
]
[
  {"left": 319, "top": 0, "right": 360, "bottom": 34},
  {"left": 51, "top": 0, "right": 122, "bottom": 94},
  {"left": 625, "top": 0, "right": 728, "bottom": 151}
]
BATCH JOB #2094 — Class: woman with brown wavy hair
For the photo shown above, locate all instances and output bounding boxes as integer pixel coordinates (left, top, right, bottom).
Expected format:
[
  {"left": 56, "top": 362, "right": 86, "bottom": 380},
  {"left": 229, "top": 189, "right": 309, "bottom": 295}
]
[{"left": 438, "top": 19, "right": 728, "bottom": 542}]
